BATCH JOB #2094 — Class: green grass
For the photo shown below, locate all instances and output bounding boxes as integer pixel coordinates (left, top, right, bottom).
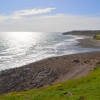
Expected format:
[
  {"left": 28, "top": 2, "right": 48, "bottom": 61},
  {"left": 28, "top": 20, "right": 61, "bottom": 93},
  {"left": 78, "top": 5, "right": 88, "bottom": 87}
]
[
  {"left": 0, "top": 65, "right": 100, "bottom": 100},
  {"left": 94, "top": 34, "right": 100, "bottom": 40}
]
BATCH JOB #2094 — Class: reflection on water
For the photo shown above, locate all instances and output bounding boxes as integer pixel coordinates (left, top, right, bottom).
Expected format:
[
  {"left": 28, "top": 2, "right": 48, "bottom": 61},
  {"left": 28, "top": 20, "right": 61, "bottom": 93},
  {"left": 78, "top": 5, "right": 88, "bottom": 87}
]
[
  {"left": 0, "top": 32, "right": 40, "bottom": 55},
  {"left": 0, "top": 32, "right": 43, "bottom": 70},
  {"left": 0, "top": 32, "right": 99, "bottom": 71}
]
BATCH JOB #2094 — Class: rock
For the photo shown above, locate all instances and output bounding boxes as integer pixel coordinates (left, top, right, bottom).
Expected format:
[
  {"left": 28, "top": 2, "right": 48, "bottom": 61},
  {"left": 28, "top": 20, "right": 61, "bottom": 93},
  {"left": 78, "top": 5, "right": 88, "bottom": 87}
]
[
  {"left": 84, "top": 61, "right": 90, "bottom": 64},
  {"left": 67, "top": 92, "right": 73, "bottom": 97},
  {"left": 0, "top": 65, "right": 66, "bottom": 94},
  {"left": 73, "top": 60, "right": 80, "bottom": 63}
]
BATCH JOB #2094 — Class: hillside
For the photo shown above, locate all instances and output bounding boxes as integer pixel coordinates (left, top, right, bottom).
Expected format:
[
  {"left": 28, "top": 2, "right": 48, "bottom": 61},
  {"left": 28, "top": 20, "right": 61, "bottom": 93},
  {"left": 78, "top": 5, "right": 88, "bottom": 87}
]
[
  {"left": 94, "top": 34, "right": 100, "bottom": 40},
  {"left": 63, "top": 30, "right": 100, "bottom": 36}
]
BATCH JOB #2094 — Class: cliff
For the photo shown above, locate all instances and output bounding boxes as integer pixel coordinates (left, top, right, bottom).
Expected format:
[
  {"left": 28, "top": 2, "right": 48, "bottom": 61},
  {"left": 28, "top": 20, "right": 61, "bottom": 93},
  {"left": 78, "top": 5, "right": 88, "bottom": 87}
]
[{"left": 63, "top": 30, "right": 100, "bottom": 36}]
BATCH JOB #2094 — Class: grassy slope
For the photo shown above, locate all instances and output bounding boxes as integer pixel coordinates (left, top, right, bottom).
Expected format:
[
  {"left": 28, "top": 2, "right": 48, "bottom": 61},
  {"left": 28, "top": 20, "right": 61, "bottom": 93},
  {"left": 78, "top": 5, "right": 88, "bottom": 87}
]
[
  {"left": 0, "top": 65, "right": 100, "bottom": 100},
  {"left": 94, "top": 34, "right": 100, "bottom": 40}
]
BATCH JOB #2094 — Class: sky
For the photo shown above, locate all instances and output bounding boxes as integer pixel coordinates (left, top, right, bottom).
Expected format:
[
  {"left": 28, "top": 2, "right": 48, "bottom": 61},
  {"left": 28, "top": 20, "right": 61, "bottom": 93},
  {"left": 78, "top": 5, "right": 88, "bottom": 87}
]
[{"left": 0, "top": 0, "right": 100, "bottom": 32}]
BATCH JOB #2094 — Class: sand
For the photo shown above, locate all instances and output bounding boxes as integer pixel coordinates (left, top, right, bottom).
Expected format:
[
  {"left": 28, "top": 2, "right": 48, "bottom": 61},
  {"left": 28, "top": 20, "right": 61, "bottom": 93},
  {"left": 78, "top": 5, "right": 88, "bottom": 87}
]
[{"left": 0, "top": 36, "right": 100, "bottom": 94}]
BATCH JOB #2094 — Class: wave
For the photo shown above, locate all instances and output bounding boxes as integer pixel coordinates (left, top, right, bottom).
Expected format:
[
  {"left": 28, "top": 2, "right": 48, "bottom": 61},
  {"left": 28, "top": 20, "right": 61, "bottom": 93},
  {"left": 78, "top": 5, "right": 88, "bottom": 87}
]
[{"left": 0, "top": 32, "right": 98, "bottom": 71}]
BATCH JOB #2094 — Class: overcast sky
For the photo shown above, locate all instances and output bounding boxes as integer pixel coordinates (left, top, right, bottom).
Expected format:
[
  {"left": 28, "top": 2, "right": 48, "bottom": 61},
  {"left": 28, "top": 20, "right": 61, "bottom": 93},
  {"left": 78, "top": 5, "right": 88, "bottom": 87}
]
[{"left": 0, "top": 0, "right": 100, "bottom": 32}]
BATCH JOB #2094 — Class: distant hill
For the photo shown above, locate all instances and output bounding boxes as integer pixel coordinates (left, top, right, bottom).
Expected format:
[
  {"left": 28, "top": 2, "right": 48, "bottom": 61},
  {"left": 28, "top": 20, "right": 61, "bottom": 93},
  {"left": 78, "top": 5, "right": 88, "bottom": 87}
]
[{"left": 63, "top": 30, "right": 100, "bottom": 36}]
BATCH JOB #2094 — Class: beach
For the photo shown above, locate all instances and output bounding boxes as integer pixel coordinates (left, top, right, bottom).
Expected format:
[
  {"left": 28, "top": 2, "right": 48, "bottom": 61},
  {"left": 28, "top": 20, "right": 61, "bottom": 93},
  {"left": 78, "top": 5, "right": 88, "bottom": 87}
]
[
  {"left": 0, "top": 36, "right": 100, "bottom": 94},
  {"left": 77, "top": 36, "right": 100, "bottom": 48}
]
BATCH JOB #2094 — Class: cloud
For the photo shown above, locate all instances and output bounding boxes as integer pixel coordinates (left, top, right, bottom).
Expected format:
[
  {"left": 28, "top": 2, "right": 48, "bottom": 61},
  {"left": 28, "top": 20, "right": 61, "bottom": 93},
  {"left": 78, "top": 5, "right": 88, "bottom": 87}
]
[
  {"left": 0, "top": 13, "right": 100, "bottom": 32},
  {"left": 0, "top": 8, "right": 56, "bottom": 21},
  {"left": 13, "top": 8, "right": 55, "bottom": 17}
]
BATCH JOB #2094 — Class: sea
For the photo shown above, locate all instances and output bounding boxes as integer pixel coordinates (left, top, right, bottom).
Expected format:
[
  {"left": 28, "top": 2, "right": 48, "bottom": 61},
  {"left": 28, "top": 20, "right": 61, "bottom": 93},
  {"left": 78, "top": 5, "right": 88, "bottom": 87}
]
[{"left": 0, "top": 32, "right": 99, "bottom": 71}]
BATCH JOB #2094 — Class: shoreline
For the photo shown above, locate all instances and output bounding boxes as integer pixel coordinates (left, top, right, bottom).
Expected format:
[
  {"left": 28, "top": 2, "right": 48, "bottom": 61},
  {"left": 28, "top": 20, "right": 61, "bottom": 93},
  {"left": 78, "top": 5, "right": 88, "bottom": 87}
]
[
  {"left": 0, "top": 35, "right": 100, "bottom": 94},
  {"left": 0, "top": 51, "right": 100, "bottom": 94},
  {"left": 76, "top": 35, "right": 100, "bottom": 48}
]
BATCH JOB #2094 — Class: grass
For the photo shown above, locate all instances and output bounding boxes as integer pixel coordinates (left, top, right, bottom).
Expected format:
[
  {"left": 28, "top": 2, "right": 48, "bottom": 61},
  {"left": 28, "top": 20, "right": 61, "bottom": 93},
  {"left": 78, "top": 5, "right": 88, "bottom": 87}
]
[
  {"left": 94, "top": 34, "right": 100, "bottom": 40},
  {"left": 0, "top": 65, "right": 100, "bottom": 100}
]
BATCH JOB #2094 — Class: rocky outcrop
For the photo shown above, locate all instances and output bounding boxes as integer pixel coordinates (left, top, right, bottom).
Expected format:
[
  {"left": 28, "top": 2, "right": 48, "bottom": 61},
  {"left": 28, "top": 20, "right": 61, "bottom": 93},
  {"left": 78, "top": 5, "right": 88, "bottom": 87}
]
[{"left": 0, "top": 65, "right": 66, "bottom": 94}]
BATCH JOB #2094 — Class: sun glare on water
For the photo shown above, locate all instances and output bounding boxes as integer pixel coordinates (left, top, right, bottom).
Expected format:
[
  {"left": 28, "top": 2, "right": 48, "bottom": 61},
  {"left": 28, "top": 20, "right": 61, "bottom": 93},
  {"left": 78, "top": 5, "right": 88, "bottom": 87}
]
[
  {"left": 5, "top": 32, "right": 40, "bottom": 48},
  {"left": 7, "top": 32, "right": 40, "bottom": 43},
  {"left": 10, "top": 32, "right": 32, "bottom": 41}
]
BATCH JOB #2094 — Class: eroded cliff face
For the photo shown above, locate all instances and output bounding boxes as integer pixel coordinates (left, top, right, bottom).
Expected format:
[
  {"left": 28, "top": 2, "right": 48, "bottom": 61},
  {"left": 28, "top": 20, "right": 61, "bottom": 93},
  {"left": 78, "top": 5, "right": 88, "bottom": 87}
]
[
  {"left": 0, "top": 52, "right": 100, "bottom": 95},
  {"left": 63, "top": 30, "right": 100, "bottom": 36}
]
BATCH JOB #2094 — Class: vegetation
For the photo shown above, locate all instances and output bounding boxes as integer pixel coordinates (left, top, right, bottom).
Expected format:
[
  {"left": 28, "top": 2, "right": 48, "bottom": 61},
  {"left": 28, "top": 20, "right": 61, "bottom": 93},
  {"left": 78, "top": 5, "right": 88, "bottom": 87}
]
[
  {"left": 94, "top": 34, "right": 100, "bottom": 40},
  {"left": 0, "top": 65, "right": 100, "bottom": 100}
]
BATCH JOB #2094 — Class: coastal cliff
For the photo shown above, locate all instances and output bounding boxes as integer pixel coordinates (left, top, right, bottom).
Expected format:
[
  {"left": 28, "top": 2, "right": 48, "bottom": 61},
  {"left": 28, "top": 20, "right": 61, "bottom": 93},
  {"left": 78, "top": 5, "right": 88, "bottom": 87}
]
[{"left": 63, "top": 30, "right": 100, "bottom": 36}]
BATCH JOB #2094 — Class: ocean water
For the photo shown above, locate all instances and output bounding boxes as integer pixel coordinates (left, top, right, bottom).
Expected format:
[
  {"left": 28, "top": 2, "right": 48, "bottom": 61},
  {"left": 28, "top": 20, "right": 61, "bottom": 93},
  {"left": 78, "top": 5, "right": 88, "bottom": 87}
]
[{"left": 0, "top": 32, "right": 99, "bottom": 71}]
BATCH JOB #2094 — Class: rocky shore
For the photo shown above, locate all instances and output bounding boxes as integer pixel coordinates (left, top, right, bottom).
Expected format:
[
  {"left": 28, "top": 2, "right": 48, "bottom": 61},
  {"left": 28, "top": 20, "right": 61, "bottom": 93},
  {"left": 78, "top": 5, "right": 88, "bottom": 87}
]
[
  {"left": 0, "top": 51, "right": 100, "bottom": 95},
  {"left": 76, "top": 36, "right": 100, "bottom": 48}
]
